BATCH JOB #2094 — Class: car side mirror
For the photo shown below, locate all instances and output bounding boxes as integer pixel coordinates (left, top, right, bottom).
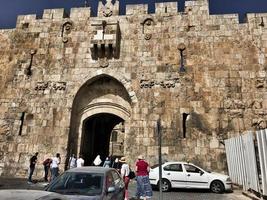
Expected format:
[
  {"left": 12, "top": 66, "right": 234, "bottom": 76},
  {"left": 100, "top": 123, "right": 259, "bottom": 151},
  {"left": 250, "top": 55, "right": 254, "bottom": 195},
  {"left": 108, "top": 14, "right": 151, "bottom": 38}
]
[
  {"left": 107, "top": 186, "right": 116, "bottom": 193},
  {"left": 200, "top": 171, "right": 204, "bottom": 176}
]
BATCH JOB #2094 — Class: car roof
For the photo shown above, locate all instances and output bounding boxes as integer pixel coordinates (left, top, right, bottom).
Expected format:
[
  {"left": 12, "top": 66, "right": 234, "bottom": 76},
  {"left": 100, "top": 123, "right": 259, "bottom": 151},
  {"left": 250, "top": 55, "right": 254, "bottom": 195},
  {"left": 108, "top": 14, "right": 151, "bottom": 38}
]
[
  {"left": 163, "top": 161, "right": 194, "bottom": 165},
  {"left": 66, "top": 166, "right": 116, "bottom": 173}
]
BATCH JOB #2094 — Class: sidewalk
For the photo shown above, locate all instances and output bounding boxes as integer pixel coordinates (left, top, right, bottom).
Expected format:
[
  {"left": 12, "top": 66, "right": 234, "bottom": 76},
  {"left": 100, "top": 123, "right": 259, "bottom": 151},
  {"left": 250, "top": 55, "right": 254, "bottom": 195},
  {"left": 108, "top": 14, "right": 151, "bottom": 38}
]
[{"left": 0, "top": 177, "right": 47, "bottom": 190}]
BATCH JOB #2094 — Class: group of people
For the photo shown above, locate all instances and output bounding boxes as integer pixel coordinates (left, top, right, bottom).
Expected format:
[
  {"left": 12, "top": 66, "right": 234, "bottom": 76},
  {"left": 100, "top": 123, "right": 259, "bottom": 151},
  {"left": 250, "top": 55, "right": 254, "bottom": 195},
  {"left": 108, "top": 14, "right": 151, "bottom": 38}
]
[
  {"left": 28, "top": 152, "right": 153, "bottom": 200},
  {"left": 119, "top": 155, "right": 153, "bottom": 200},
  {"left": 68, "top": 154, "right": 85, "bottom": 168},
  {"left": 28, "top": 152, "right": 61, "bottom": 183}
]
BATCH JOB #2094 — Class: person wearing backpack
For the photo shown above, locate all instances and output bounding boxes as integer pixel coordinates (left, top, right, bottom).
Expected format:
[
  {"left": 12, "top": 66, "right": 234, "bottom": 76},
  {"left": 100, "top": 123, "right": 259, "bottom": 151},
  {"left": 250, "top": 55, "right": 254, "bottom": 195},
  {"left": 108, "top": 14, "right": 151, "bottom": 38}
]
[{"left": 119, "top": 157, "right": 130, "bottom": 200}]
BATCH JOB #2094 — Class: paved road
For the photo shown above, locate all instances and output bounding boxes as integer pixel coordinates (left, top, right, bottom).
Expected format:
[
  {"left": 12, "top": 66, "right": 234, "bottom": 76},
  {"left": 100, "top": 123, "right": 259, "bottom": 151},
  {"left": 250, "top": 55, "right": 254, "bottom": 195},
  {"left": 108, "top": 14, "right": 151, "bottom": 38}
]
[
  {"left": 0, "top": 177, "right": 250, "bottom": 200},
  {"left": 128, "top": 181, "right": 249, "bottom": 200}
]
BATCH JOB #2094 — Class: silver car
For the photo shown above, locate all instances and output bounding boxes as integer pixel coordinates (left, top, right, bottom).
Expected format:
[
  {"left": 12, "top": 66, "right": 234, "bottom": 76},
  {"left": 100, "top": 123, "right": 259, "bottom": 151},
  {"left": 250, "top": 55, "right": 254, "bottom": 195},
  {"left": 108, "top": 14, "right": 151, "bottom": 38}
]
[
  {"left": 45, "top": 167, "right": 125, "bottom": 200},
  {"left": 0, "top": 189, "right": 67, "bottom": 200}
]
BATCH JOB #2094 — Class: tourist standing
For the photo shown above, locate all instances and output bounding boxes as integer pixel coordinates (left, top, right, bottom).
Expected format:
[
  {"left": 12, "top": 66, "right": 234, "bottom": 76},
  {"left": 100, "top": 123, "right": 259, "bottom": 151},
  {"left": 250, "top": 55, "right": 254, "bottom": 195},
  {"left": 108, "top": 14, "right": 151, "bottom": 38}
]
[
  {"left": 135, "top": 155, "right": 153, "bottom": 200},
  {"left": 42, "top": 157, "right": 52, "bottom": 182},
  {"left": 119, "top": 157, "right": 130, "bottom": 200},
  {"left": 76, "top": 154, "right": 85, "bottom": 167},
  {"left": 51, "top": 153, "right": 61, "bottom": 181},
  {"left": 28, "top": 152, "right": 38, "bottom": 184},
  {"left": 68, "top": 154, "right": 77, "bottom": 169}
]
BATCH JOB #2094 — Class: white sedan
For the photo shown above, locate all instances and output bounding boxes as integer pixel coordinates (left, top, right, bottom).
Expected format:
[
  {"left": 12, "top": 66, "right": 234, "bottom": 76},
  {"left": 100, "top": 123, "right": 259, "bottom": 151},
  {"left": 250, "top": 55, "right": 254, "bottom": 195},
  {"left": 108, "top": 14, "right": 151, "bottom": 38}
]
[{"left": 149, "top": 161, "right": 232, "bottom": 193}]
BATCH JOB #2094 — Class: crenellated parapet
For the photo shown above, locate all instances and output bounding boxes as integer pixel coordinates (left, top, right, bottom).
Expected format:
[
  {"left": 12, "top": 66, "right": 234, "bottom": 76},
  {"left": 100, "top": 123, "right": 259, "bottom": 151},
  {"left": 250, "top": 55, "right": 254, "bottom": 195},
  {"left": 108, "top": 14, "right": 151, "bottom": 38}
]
[
  {"left": 70, "top": 7, "right": 91, "bottom": 20},
  {"left": 10, "top": 0, "right": 267, "bottom": 31},
  {"left": 126, "top": 4, "right": 148, "bottom": 16},
  {"left": 155, "top": 2, "right": 178, "bottom": 15}
]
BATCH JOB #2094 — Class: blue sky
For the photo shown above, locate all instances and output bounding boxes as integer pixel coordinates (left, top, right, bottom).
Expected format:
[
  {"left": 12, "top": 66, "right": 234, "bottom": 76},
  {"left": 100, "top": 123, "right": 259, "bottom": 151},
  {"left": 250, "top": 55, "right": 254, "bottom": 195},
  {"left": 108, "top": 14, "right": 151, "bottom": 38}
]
[{"left": 0, "top": 0, "right": 267, "bottom": 29}]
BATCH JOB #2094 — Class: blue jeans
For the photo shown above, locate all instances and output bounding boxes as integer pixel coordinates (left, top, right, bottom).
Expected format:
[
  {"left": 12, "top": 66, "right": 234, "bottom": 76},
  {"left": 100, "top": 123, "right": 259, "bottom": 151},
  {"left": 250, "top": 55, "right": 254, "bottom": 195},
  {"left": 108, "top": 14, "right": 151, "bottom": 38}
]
[
  {"left": 136, "top": 175, "right": 153, "bottom": 198},
  {"left": 28, "top": 167, "right": 35, "bottom": 182},
  {"left": 51, "top": 167, "right": 59, "bottom": 181},
  {"left": 44, "top": 165, "right": 49, "bottom": 181}
]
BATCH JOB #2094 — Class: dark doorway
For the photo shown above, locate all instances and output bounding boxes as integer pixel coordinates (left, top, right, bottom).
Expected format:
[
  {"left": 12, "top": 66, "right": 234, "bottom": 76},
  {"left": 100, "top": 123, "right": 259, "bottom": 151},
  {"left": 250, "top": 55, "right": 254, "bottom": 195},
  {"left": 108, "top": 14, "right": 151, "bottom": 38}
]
[{"left": 80, "top": 113, "right": 124, "bottom": 166}]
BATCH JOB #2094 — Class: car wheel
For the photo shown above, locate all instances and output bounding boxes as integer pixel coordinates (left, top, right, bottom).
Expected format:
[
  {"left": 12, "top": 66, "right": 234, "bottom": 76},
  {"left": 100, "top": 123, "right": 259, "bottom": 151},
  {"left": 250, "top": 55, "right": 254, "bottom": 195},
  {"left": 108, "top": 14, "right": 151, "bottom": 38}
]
[
  {"left": 210, "top": 180, "right": 225, "bottom": 193},
  {"left": 158, "top": 179, "right": 171, "bottom": 192}
]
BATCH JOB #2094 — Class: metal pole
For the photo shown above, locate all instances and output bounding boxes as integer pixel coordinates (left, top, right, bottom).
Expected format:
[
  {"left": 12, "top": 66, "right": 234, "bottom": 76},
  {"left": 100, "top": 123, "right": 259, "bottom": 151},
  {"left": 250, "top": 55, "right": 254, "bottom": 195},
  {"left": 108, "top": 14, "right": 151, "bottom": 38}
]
[{"left": 157, "top": 119, "right": 163, "bottom": 200}]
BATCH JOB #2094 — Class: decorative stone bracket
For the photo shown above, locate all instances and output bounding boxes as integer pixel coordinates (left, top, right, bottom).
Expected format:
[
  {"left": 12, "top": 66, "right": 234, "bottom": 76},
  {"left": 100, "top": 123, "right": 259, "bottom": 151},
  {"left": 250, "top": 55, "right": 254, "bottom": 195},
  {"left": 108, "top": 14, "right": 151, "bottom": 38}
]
[
  {"left": 90, "top": 20, "right": 121, "bottom": 62},
  {"left": 61, "top": 21, "right": 73, "bottom": 43}
]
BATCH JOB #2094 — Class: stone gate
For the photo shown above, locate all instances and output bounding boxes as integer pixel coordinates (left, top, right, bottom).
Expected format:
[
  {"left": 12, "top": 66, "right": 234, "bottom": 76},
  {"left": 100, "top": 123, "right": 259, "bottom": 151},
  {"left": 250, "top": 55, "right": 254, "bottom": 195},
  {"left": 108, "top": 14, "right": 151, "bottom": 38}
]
[{"left": 0, "top": 0, "right": 267, "bottom": 177}]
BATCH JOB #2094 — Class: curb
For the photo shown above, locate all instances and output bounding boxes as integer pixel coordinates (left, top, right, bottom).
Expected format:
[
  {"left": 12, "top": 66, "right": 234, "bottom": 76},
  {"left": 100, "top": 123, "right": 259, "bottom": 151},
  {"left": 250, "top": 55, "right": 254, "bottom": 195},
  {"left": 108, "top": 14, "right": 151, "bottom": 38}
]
[{"left": 242, "top": 191, "right": 262, "bottom": 200}]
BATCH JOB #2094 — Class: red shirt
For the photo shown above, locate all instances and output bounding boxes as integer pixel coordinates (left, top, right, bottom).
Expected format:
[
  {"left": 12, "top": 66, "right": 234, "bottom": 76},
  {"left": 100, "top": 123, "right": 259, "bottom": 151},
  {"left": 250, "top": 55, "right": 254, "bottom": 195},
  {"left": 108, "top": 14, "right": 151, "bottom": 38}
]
[{"left": 136, "top": 160, "right": 149, "bottom": 176}]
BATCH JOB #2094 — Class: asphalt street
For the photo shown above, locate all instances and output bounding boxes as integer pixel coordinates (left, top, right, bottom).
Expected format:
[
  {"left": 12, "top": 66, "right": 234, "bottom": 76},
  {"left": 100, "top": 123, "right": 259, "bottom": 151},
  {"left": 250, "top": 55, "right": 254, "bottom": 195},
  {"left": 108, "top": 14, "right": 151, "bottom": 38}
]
[{"left": 0, "top": 177, "right": 250, "bottom": 200}]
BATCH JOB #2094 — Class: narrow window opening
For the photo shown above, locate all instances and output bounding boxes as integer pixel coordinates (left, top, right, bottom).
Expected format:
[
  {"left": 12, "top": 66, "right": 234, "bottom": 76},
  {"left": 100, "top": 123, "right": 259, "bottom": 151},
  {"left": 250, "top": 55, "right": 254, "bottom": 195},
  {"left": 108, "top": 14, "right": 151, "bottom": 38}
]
[
  {"left": 111, "top": 130, "right": 118, "bottom": 142},
  {"left": 165, "top": 6, "right": 168, "bottom": 13},
  {"left": 18, "top": 112, "right": 25, "bottom": 136},
  {"left": 182, "top": 113, "right": 189, "bottom": 138}
]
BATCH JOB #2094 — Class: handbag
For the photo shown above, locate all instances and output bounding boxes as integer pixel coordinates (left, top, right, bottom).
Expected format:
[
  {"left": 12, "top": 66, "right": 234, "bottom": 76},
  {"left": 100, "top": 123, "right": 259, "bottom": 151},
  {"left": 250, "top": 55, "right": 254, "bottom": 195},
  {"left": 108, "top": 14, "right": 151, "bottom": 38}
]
[{"left": 128, "top": 170, "right": 136, "bottom": 179}]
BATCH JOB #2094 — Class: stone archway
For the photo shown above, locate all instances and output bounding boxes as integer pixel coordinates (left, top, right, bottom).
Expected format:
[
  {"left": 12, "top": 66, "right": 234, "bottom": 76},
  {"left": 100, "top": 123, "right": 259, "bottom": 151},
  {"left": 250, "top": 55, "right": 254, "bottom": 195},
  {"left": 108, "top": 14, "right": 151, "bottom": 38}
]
[{"left": 67, "top": 75, "right": 132, "bottom": 166}]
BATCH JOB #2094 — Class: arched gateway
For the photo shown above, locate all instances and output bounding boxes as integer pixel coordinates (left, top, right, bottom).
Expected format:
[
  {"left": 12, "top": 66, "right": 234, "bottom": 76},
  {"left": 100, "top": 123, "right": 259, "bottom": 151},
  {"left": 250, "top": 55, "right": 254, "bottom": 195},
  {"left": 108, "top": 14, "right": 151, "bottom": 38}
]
[{"left": 67, "top": 75, "right": 132, "bottom": 166}]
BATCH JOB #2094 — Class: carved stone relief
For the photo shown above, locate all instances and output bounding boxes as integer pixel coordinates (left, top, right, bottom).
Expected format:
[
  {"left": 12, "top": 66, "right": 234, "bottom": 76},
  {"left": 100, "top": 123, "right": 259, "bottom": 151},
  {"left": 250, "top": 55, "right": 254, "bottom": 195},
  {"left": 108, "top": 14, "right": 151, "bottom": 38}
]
[
  {"left": 35, "top": 81, "right": 66, "bottom": 91},
  {"left": 99, "top": 58, "right": 109, "bottom": 68},
  {"left": 252, "top": 118, "right": 267, "bottom": 129},
  {"left": 223, "top": 99, "right": 245, "bottom": 109},
  {"left": 141, "top": 18, "right": 155, "bottom": 40},
  {"left": 98, "top": 0, "right": 119, "bottom": 17},
  {"left": 61, "top": 21, "right": 72, "bottom": 43},
  {"left": 24, "top": 49, "right": 37, "bottom": 77},
  {"left": 140, "top": 78, "right": 179, "bottom": 88}
]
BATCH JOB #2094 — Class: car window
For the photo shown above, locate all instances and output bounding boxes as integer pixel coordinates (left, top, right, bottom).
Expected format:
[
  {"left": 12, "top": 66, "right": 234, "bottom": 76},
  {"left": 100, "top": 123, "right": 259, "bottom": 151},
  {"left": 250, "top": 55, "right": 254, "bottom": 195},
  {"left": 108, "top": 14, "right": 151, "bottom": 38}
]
[
  {"left": 184, "top": 164, "right": 202, "bottom": 173},
  {"left": 106, "top": 172, "right": 115, "bottom": 188},
  {"left": 111, "top": 170, "right": 122, "bottom": 186},
  {"left": 163, "top": 164, "right": 183, "bottom": 172},
  {"left": 47, "top": 172, "right": 103, "bottom": 196}
]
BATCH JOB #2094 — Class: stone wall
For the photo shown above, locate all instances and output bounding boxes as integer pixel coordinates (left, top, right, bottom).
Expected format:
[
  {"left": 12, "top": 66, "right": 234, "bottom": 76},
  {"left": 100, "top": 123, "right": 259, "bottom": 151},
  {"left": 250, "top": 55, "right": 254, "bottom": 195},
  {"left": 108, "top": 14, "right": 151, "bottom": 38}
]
[{"left": 0, "top": 0, "right": 266, "bottom": 178}]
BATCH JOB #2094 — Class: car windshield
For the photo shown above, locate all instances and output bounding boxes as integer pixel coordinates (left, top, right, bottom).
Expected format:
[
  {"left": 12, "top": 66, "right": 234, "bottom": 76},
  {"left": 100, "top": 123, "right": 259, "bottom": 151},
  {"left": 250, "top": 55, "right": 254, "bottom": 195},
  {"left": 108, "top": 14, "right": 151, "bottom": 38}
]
[
  {"left": 151, "top": 162, "right": 165, "bottom": 169},
  {"left": 47, "top": 172, "right": 103, "bottom": 196}
]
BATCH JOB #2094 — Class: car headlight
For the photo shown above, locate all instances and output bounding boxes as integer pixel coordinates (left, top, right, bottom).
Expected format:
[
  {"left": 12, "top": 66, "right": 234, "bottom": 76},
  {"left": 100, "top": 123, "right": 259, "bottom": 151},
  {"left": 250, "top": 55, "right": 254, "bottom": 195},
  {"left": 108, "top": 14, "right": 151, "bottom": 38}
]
[{"left": 226, "top": 177, "right": 231, "bottom": 182}]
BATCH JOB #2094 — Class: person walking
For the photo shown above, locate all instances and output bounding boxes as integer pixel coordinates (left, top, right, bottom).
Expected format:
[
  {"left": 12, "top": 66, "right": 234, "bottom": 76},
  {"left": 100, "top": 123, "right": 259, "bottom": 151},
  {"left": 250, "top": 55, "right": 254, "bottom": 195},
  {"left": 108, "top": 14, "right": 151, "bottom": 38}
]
[
  {"left": 135, "top": 155, "right": 153, "bottom": 200},
  {"left": 76, "top": 154, "right": 85, "bottom": 167},
  {"left": 93, "top": 155, "right": 102, "bottom": 166},
  {"left": 103, "top": 156, "right": 111, "bottom": 168},
  {"left": 119, "top": 157, "right": 130, "bottom": 200},
  {"left": 50, "top": 153, "right": 61, "bottom": 181},
  {"left": 68, "top": 154, "right": 77, "bottom": 169},
  {"left": 42, "top": 157, "right": 52, "bottom": 182},
  {"left": 28, "top": 152, "right": 38, "bottom": 184}
]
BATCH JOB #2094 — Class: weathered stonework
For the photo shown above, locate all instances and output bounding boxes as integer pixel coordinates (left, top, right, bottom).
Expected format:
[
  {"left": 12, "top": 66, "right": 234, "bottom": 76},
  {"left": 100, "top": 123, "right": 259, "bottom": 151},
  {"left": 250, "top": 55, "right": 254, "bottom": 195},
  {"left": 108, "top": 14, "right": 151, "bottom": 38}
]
[{"left": 0, "top": 0, "right": 267, "bottom": 178}]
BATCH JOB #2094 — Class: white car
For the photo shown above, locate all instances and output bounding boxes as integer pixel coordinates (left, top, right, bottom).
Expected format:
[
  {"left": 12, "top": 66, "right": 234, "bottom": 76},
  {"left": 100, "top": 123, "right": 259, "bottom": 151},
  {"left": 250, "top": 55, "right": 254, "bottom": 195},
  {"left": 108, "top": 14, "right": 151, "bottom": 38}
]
[{"left": 149, "top": 161, "right": 232, "bottom": 193}]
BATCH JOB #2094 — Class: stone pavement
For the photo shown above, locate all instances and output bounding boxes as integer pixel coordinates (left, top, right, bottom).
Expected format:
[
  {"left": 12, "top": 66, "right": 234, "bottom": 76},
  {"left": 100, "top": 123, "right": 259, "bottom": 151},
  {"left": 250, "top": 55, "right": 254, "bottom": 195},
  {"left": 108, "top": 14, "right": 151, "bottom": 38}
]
[{"left": 0, "top": 177, "right": 254, "bottom": 200}]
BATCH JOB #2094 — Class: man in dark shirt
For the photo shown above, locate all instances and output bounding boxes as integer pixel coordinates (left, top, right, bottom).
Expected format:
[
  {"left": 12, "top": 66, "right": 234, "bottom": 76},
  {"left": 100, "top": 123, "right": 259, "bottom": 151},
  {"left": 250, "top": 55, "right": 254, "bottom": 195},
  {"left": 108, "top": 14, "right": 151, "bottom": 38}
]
[{"left": 28, "top": 152, "right": 38, "bottom": 183}]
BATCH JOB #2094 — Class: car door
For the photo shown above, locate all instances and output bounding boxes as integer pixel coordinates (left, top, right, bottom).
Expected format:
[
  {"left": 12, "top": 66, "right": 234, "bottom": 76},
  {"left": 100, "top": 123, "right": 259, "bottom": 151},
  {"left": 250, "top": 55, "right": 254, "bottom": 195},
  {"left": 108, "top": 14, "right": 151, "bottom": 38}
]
[
  {"left": 163, "top": 163, "right": 187, "bottom": 188},
  {"left": 111, "top": 170, "right": 124, "bottom": 200},
  {"left": 183, "top": 164, "right": 209, "bottom": 189},
  {"left": 105, "top": 170, "right": 124, "bottom": 200}
]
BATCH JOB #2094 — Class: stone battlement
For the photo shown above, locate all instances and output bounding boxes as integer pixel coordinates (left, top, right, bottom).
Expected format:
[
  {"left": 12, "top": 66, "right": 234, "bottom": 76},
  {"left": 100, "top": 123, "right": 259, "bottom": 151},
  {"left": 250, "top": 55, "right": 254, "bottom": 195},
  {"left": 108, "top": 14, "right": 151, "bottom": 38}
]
[{"left": 12, "top": 0, "right": 267, "bottom": 30}]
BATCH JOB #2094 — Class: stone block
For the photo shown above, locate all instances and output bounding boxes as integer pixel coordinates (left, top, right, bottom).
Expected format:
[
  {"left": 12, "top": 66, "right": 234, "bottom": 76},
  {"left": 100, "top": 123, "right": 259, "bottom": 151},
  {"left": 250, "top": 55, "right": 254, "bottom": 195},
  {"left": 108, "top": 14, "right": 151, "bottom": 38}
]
[{"left": 70, "top": 7, "right": 91, "bottom": 20}]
